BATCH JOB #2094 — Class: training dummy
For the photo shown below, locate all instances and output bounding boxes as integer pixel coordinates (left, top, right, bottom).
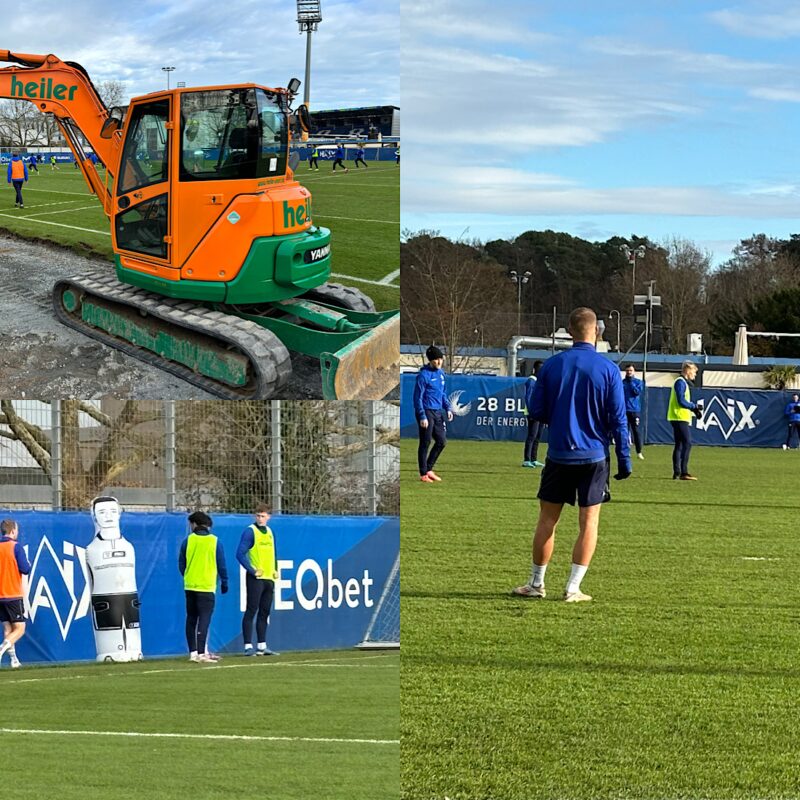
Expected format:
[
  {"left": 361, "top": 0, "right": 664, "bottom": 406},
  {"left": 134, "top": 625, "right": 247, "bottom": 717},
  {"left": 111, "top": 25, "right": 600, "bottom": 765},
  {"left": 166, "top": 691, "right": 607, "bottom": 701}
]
[{"left": 85, "top": 496, "right": 142, "bottom": 662}]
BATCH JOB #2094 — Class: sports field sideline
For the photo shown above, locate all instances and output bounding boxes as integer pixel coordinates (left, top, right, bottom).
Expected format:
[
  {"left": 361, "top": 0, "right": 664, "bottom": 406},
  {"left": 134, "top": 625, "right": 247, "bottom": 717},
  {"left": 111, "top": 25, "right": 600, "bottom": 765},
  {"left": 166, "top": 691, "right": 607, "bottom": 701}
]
[
  {"left": 0, "top": 648, "right": 399, "bottom": 800},
  {"left": 0, "top": 161, "right": 399, "bottom": 310},
  {"left": 401, "top": 438, "right": 800, "bottom": 800}
]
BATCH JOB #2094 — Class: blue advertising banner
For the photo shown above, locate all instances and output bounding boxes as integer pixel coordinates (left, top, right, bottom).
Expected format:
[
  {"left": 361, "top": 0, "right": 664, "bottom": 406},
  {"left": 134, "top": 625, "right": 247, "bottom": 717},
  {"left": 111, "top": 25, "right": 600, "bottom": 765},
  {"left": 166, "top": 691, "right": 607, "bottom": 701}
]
[
  {"left": 645, "top": 387, "right": 788, "bottom": 448},
  {"left": 400, "top": 373, "right": 531, "bottom": 441},
  {"left": 1, "top": 511, "right": 398, "bottom": 664},
  {"left": 401, "top": 373, "right": 793, "bottom": 448}
]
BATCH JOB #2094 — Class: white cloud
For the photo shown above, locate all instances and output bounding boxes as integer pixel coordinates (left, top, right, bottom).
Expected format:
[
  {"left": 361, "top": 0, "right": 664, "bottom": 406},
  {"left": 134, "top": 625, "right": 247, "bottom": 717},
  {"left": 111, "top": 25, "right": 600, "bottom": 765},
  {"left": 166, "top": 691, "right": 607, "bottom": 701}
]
[
  {"left": 749, "top": 86, "right": 800, "bottom": 102},
  {"left": 709, "top": 7, "right": 800, "bottom": 39}
]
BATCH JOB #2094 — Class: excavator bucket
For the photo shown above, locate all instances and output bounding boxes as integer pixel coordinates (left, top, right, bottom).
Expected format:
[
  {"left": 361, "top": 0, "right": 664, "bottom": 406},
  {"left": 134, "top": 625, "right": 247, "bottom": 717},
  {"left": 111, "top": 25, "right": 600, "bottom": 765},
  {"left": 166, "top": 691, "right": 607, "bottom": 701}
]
[{"left": 320, "top": 312, "right": 400, "bottom": 400}]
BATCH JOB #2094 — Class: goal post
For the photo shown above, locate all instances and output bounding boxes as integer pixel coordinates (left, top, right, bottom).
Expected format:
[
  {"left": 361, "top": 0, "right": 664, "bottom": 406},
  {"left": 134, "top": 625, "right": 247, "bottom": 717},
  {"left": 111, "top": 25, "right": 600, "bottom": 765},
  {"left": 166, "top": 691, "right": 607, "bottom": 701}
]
[{"left": 357, "top": 553, "right": 399, "bottom": 649}]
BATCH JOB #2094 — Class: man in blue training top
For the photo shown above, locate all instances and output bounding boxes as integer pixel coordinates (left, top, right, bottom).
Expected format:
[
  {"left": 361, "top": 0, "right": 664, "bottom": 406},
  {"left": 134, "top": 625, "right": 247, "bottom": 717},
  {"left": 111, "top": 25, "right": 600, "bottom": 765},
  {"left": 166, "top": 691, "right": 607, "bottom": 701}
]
[
  {"left": 782, "top": 393, "right": 800, "bottom": 450},
  {"left": 623, "top": 364, "right": 645, "bottom": 460},
  {"left": 512, "top": 307, "right": 630, "bottom": 603},
  {"left": 236, "top": 503, "right": 279, "bottom": 656},
  {"left": 332, "top": 142, "right": 348, "bottom": 172},
  {"left": 522, "top": 360, "right": 545, "bottom": 468},
  {"left": 354, "top": 144, "right": 368, "bottom": 168},
  {"left": 179, "top": 511, "right": 228, "bottom": 663},
  {"left": 414, "top": 344, "right": 453, "bottom": 483},
  {"left": 667, "top": 360, "right": 703, "bottom": 480}
]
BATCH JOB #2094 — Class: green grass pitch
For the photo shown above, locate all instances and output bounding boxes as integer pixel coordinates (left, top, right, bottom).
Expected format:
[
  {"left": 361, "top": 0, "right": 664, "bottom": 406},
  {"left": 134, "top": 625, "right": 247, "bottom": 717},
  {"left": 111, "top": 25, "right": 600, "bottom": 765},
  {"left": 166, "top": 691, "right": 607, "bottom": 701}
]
[
  {"left": 0, "top": 649, "right": 399, "bottom": 800},
  {"left": 401, "top": 438, "right": 800, "bottom": 800},
  {"left": 0, "top": 160, "right": 399, "bottom": 310}
]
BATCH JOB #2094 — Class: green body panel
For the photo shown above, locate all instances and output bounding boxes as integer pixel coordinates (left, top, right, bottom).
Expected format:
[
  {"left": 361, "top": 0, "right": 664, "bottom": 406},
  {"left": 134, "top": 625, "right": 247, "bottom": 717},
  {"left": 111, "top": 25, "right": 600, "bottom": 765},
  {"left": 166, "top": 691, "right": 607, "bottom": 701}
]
[
  {"left": 81, "top": 300, "right": 248, "bottom": 386},
  {"left": 113, "top": 227, "right": 332, "bottom": 304}
]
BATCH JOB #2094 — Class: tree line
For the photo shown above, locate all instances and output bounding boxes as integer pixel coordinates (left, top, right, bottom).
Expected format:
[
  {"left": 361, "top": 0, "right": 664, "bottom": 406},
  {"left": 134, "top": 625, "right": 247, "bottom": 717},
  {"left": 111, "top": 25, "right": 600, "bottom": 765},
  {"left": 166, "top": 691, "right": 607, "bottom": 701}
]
[{"left": 401, "top": 229, "right": 800, "bottom": 367}]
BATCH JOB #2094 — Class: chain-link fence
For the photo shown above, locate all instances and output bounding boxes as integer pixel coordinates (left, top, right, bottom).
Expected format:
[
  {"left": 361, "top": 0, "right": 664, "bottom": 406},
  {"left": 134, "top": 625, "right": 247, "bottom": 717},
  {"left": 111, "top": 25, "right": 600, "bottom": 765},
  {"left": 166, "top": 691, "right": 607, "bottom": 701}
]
[{"left": 0, "top": 399, "right": 399, "bottom": 515}]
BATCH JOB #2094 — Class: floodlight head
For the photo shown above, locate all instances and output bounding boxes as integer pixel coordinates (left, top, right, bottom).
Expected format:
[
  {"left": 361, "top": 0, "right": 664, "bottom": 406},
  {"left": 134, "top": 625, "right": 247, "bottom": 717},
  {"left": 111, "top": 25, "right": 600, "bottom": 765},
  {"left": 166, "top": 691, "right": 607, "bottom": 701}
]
[
  {"left": 287, "top": 77, "right": 301, "bottom": 96},
  {"left": 297, "top": 0, "right": 322, "bottom": 30}
]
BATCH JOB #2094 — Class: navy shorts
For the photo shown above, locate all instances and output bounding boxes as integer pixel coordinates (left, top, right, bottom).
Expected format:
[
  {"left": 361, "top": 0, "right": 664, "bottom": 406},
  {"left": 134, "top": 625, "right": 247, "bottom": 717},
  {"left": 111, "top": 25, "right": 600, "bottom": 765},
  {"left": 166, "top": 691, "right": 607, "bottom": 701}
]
[
  {"left": 537, "top": 458, "right": 610, "bottom": 507},
  {"left": 0, "top": 599, "right": 25, "bottom": 624}
]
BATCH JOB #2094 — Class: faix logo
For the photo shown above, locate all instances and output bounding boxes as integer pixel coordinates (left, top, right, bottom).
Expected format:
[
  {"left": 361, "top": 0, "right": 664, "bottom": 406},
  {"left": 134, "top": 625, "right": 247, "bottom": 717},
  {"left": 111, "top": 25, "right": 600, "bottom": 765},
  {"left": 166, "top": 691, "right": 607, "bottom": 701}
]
[
  {"left": 448, "top": 390, "right": 472, "bottom": 416},
  {"left": 695, "top": 395, "right": 758, "bottom": 440},
  {"left": 24, "top": 537, "right": 91, "bottom": 640}
]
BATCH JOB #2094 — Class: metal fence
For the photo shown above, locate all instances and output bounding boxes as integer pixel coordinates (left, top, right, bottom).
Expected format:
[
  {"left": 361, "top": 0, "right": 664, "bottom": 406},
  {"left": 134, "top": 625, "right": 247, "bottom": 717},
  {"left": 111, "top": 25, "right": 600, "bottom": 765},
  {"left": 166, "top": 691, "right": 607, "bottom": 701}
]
[{"left": 0, "top": 400, "right": 399, "bottom": 516}]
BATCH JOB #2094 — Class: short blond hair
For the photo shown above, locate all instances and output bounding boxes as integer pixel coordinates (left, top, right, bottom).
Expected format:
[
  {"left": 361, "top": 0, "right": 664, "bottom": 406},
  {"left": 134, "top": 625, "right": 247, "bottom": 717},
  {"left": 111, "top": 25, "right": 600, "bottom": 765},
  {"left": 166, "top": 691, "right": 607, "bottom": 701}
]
[{"left": 568, "top": 307, "right": 597, "bottom": 338}]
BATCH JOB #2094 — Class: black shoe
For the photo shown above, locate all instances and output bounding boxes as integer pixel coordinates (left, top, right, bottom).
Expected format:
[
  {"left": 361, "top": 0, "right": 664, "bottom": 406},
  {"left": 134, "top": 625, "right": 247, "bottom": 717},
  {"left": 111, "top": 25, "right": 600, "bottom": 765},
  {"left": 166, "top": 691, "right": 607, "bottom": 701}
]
[{"left": 673, "top": 473, "right": 679, "bottom": 479}]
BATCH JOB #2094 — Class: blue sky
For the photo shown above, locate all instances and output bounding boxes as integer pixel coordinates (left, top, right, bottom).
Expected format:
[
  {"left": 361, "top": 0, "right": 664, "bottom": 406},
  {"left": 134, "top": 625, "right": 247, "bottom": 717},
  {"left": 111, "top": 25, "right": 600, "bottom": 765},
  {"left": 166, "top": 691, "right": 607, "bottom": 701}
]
[
  {"left": 1, "top": 0, "right": 398, "bottom": 109},
  {"left": 401, "top": 0, "right": 800, "bottom": 264}
]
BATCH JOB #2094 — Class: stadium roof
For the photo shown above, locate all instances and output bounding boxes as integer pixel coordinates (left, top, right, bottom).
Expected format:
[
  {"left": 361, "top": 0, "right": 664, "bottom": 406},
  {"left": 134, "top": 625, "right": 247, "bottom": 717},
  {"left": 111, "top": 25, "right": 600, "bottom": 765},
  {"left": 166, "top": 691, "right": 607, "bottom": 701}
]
[{"left": 311, "top": 105, "right": 399, "bottom": 113}]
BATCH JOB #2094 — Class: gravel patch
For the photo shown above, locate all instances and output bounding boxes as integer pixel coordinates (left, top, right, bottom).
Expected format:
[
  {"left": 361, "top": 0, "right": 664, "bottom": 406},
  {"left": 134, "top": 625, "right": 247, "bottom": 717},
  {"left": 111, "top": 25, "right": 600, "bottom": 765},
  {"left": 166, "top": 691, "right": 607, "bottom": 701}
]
[{"left": 0, "top": 235, "right": 325, "bottom": 399}]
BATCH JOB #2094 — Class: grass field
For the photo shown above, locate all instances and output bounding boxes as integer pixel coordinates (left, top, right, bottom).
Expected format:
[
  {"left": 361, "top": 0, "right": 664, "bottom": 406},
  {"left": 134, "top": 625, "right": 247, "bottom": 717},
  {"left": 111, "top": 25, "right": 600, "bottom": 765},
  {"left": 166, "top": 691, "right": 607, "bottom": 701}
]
[
  {"left": 0, "top": 648, "right": 398, "bottom": 800},
  {"left": 0, "top": 159, "right": 399, "bottom": 310},
  {"left": 401, "top": 438, "right": 800, "bottom": 800}
]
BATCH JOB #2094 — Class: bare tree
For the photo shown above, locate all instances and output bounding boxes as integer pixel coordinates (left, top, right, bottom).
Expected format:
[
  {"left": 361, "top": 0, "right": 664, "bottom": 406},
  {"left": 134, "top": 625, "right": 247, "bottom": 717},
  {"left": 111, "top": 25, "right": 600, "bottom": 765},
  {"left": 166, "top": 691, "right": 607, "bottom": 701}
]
[{"left": 95, "top": 80, "right": 127, "bottom": 109}]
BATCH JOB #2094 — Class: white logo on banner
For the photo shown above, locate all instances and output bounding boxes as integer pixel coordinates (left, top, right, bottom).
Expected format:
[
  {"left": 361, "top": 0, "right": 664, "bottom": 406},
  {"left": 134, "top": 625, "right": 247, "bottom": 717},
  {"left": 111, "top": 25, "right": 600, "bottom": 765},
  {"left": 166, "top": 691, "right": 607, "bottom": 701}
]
[
  {"left": 25, "top": 538, "right": 91, "bottom": 640},
  {"left": 695, "top": 395, "right": 758, "bottom": 440},
  {"left": 448, "top": 390, "right": 472, "bottom": 416},
  {"left": 256, "top": 559, "right": 374, "bottom": 612}
]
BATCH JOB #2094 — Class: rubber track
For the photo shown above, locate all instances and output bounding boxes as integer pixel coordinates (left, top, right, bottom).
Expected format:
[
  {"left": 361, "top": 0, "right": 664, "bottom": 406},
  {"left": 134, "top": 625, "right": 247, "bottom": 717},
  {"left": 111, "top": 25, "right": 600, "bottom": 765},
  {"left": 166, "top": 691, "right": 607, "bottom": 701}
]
[
  {"left": 303, "top": 282, "right": 377, "bottom": 313},
  {"left": 53, "top": 269, "right": 292, "bottom": 399}
]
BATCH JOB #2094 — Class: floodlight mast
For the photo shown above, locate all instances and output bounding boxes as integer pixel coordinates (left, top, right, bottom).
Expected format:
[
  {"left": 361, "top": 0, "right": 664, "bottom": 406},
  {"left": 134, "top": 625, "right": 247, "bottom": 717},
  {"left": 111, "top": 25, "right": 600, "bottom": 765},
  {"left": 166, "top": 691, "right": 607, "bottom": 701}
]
[{"left": 297, "top": 0, "right": 322, "bottom": 142}]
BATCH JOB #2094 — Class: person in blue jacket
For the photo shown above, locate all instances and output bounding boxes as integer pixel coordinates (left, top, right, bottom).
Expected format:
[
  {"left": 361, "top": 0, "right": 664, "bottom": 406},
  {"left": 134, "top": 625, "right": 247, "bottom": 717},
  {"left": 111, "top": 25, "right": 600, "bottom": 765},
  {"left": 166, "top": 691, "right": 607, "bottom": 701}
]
[
  {"left": 413, "top": 345, "right": 453, "bottom": 482},
  {"left": 522, "top": 360, "right": 545, "bottom": 468},
  {"left": 354, "top": 144, "right": 368, "bottom": 168},
  {"left": 332, "top": 142, "right": 348, "bottom": 172},
  {"left": 512, "top": 307, "right": 630, "bottom": 603},
  {"left": 782, "top": 393, "right": 800, "bottom": 450},
  {"left": 623, "top": 364, "right": 645, "bottom": 460}
]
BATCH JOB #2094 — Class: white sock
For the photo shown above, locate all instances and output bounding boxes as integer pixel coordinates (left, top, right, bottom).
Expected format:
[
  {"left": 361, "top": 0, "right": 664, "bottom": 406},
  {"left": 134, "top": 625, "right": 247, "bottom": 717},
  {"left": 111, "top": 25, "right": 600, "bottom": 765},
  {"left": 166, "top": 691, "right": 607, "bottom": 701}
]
[
  {"left": 529, "top": 564, "right": 547, "bottom": 588},
  {"left": 8, "top": 645, "right": 15, "bottom": 656},
  {"left": 190, "top": 650, "right": 198, "bottom": 659},
  {"left": 257, "top": 642, "right": 267, "bottom": 651},
  {"left": 566, "top": 564, "right": 588, "bottom": 594},
  {"left": 244, "top": 643, "right": 253, "bottom": 651}
]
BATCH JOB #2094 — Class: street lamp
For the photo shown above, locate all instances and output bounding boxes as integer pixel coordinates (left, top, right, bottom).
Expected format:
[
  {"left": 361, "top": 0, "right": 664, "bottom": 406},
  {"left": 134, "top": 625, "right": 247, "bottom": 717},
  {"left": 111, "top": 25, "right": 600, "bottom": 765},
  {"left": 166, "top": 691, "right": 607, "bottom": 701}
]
[
  {"left": 619, "top": 244, "right": 646, "bottom": 309},
  {"left": 609, "top": 309, "right": 621, "bottom": 352},
  {"left": 161, "top": 66, "right": 176, "bottom": 90},
  {"left": 509, "top": 270, "right": 531, "bottom": 334}
]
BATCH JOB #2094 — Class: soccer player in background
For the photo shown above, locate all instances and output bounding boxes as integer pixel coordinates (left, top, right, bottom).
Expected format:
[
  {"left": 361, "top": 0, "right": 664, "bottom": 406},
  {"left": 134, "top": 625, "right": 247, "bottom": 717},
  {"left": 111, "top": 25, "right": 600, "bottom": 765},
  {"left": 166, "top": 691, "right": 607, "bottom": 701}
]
[
  {"left": 308, "top": 145, "right": 320, "bottom": 171},
  {"left": 512, "top": 307, "right": 630, "bottom": 603},
  {"left": 414, "top": 345, "right": 453, "bottom": 483},
  {"left": 332, "top": 142, "right": 348, "bottom": 172},
  {"left": 668, "top": 360, "right": 703, "bottom": 480},
  {"left": 522, "top": 360, "right": 545, "bottom": 468},
  {"left": 0, "top": 519, "right": 31, "bottom": 668},
  {"left": 179, "top": 511, "right": 228, "bottom": 663},
  {"left": 237, "top": 503, "right": 279, "bottom": 656},
  {"left": 354, "top": 144, "right": 368, "bottom": 168},
  {"left": 782, "top": 393, "right": 800, "bottom": 450},
  {"left": 623, "top": 364, "right": 645, "bottom": 460}
]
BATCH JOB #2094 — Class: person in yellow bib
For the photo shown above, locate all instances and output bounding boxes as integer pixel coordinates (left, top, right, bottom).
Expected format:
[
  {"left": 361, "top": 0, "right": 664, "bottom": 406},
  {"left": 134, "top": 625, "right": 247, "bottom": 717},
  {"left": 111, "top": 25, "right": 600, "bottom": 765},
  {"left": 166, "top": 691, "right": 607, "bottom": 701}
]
[
  {"left": 236, "top": 503, "right": 279, "bottom": 656},
  {"left": 178, "top": 511, "right": 228, "bottom": 663},
  {"left": 667, "top": 360, "right": 703, "bottom": 481}
]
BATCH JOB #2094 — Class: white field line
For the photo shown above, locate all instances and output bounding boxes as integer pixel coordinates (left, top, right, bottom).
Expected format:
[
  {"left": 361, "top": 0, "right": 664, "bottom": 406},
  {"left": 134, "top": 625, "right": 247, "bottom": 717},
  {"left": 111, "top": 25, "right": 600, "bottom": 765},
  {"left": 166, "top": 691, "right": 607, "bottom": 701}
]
[
  {"left": 0, "top": 212, "right": 109, "bottom": 235},
  {"left": 0, "top": 653, "right": 396, "bottom": 685},
  {"left": 17, "top": 199, "right": 90, "bottom": 210},
  {"left": 0, "top": 727, "right": 399, "bottom": 746},
  {"left": 24, "top": 205, "right": 102, "bottom": 219},
  {"left": 316, "top": 213, "right": 398, "bottom": 226},
  {"left": 23, "top": 187, "right": 95, "bottom": 197},
  {"left": 330, "top": 272, "right": 400, "bottom": 288},
  {"left": 378, "top": 268, "right": 400, "bottom": 285}
]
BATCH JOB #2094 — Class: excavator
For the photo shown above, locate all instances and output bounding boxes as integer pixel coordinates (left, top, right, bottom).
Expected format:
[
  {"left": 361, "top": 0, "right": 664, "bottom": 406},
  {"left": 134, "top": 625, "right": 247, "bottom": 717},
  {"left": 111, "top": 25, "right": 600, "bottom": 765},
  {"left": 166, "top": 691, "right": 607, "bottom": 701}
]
[{"left": 0, "top": 50, "right": 399, "bottom": 399}]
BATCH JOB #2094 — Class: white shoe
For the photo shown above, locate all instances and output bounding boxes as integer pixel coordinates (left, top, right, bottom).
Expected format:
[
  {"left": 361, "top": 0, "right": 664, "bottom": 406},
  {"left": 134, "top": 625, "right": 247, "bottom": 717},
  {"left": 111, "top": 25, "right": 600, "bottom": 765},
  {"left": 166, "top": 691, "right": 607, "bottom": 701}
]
[
  {"left": 782, "top": 444, "right": 788, "bottom": 450},
  {"left": 512, "top": 583, "right": 546, "bottom": 599},
  {"left": 564, "top": 590, "right": 592, "bottom": 603},
  {"left": 637, "top": 453, "right": 645, "bottom": 460},
  {"left": 189, "top": 652, "right": 199, "bottom": 662},
  {"left": 10, "top": 657, "right": 20, "bottom": 669},
  {"left": 196, "top": 653, "right": 217, "bottom": 663}
]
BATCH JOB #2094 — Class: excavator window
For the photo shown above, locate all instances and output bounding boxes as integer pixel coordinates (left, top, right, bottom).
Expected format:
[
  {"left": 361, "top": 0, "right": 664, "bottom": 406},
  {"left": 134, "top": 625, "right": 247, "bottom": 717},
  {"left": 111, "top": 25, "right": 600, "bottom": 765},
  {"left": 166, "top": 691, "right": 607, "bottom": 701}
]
[
  {"left": 118, "top": 99, "right": 170, "bottom": 195},
  {"left": 179, "top": 88, "right": 287, "bottom": 181}
]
